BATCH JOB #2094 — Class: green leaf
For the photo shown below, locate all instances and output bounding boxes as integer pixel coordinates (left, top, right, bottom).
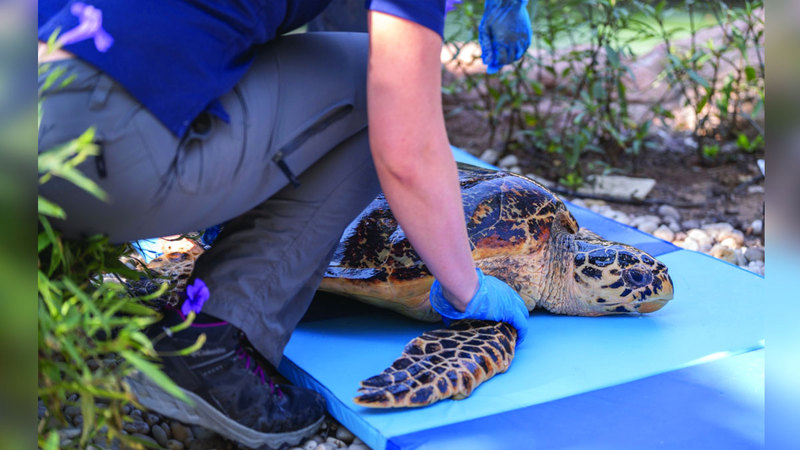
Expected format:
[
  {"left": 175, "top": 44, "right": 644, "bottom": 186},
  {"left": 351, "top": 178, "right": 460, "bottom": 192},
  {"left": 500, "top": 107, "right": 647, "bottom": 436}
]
[
  {"left": 686, "top": 70, "right": 710, "bottom": 88},
  {"left": 38, "top": 196, "right": 66, "bottom": 219},
  {"left": 121, "top": 350, "right": 192, "bottom": 405},
  {"left": 745, "top": 65, "right": 757, "bottom": 83},
  {"left": 737, "top": 133, "right": 750, "bottom": 150},
  {"left": 41, "top": 431, "right": 60, "bottom": 450}
]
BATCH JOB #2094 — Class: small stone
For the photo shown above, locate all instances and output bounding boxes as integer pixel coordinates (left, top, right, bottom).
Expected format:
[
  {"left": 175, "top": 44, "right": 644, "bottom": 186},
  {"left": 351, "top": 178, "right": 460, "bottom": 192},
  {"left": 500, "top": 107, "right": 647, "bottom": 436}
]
[
  {"left": 676, "top": 238, "right": 700, "bottom": 251},
  {"left": 166, "top": 439, "right": 185, "bottom": 450},
  {"left": 734, "top": 248, "right": 748, "bottom": 266},
  {"left": 190, "top": 425, "right": 216, "bottom": 440},
  {"left": 720, "top": 237, "right": 741, "bottom": 250},
  {"left": 702, "top": 222, "right": 734, "bottom": 239},
  {"left": 123, "top": 420, "right": 150, "bottom": 435},
  {"left": 744, "top": 246, "right": 765, "bottom": 262},
  {"left": 683, "top": 136, "right": 698, "bottom": 149},
  {"left": 122, "top": 404, "right": 132, "bottom": 415},
  {"left": 657, "top": 205, "right": 681, "bottom": 222},
  {"left": 636, "top": 219, "right": 659, "bottom": 235},
  {"left": 59, "top": 427, "right": 82, "bottom": 440},
  {"left": 68, "top": 394, "right": 79, "bottom": 403},
  {"left": 161, "top": 422, "right": 173, "bottom": 439},
  {"left": 653, "top": 225, "right": 675, "bottom": 243},
  {"left": 509, "top": 165, "right": 522, "bottom": 174},
  {"left": 132, "top": 433, "right": 158, "bottom": 447},
  {"left": 631, "top": 215, "right": 661, "bottom": 227},
  {"left": 311, "top": 434, "right": 325, "bottom": 444},
  {"left": 64, "top": 405, "right": 81, "bottom": 418},
  {"left": 667, "top": 220, "right": 681, "bottom": 233},
  {"left": 479, "top": 149, "right": 500, "bottom": 165},
  {"left": 570, "top": 198, "right": 587, "bottom": 208},
  {"left": 152, "top": 423, "right": 169, "bottom": 447},
  {"left": 171, "top": 421, "right": 193, "bottom": 443},
  {"left": 682, "top": 219, "right": 700, "bottom": 230},
  {"left": 717, "top": 229, "right": 745, "bottom": 247},
  {"left": 687, "top": 229, "right": 713, "bottom": 249},
  {"left": 72, "top": 415, "right": 83, "bottom": 427},
  {"left": 334, "top": 426, "right": 354, "bottom": 444},
  {"left": 747, "top": 185, "right": 765, "bottom": 194},
  {"left": 145, "top": 413, "right": 160, "bottom": 427},
  {"left": 746, "top": 260, "right": 765, "bottom": 276},
  {"left": 710, "top": 244, "right": 736, "bottom": 264},
  {"left": 497, "top": 154, "right": 519, "bottom": 168},
  {"left": 314, "top": 444, "right": 334, "bottom": 450},
  {"left": 325, "top": 437, "right": 347, "bottom": 448},
  {"left": 303, "top": 439, "right": 320, "bottom": 450},
  {"left": 131, "top": 408, "right": 142, "bottom": 418},
  {"left": 750, "top": 219, "right": 764, "bottom": 235},
  {"left": 349, "top": 445, "right": 370, "bottom": 450}
]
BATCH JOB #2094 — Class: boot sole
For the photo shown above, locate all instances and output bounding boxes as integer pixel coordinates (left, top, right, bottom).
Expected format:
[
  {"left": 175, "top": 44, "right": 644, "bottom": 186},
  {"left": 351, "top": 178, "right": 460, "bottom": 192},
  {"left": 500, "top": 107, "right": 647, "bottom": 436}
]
[{"left": 126, "top": 371, "right": 324, "bottom": 449}]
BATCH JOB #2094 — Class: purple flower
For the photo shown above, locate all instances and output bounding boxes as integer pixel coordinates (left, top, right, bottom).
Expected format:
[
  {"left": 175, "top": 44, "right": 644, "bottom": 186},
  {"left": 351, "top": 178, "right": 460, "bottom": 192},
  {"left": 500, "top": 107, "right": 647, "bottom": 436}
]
[
  {"left": 181, "top": 279, "right": 210, "bottom": 316},
  {"left": 57, "top": 2, "right": 114, "bottom": 53},
  {"left": 446, "top": 0, "right": 463, "bottom": 13}
]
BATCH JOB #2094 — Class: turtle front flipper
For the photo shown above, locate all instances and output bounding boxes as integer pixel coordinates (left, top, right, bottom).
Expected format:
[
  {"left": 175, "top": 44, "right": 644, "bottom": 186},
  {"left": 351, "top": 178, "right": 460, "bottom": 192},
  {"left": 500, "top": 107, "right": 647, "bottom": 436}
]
[{"left": 353, "top": 320, "right": 517, "bottom": 408}]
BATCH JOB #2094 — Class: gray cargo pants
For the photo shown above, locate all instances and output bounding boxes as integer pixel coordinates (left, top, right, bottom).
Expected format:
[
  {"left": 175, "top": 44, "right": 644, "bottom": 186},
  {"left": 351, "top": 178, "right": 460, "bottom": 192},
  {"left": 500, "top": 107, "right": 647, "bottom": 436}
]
[{"left": 38, "top": 32, "right": 381, "bottom": 366}]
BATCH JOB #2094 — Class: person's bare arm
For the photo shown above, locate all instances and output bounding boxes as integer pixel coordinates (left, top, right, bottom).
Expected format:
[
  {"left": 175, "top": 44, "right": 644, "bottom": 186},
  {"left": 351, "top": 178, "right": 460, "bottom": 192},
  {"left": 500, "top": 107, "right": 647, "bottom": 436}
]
[{"left": 367, "top": 11, "right": 477, "bottom": 310}]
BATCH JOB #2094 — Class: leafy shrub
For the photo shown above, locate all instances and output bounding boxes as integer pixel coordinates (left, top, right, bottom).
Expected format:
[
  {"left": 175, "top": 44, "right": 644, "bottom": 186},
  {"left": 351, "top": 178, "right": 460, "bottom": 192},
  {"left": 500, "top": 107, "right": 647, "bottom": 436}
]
[
  {"left": 443, "top": 0, "right": 764, "bottom": 184},
  {"left": 38, "top": 44, "right": 192, "bottom": 449}
]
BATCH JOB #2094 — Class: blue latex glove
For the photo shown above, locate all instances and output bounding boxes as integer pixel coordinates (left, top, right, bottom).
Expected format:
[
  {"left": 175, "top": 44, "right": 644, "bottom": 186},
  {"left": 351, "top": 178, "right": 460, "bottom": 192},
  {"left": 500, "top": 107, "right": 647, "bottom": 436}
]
[
  {"left": 479, "top": 0, "right": 532, "bottom": 74},
  {"left": 430, "top": 268, "right": 529, "bottom": 344}
]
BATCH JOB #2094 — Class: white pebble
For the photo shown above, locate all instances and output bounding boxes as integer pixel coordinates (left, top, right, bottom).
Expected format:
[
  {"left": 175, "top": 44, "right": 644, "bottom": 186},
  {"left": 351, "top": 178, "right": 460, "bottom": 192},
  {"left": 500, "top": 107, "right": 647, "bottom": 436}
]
[
  {"left": 611, "top": 211, "right": 631, "bottom": 225},
  {"left": 652, "top": 225, "right": 675, "bottom": 242},
  {"left": 744, "top": 246, "right": 765, "bottom": 262},
  {"left": 746, "top": 260, "right": 765, "bottom": 276},
  {"left": 717, "top": 229, "right": 745, "bottom": 246},
  {"left": 570, "top": 198, "right": 587, "bottom": 208},
  {"left": 497, "top": 154, "right": 519, "bottom": 168},
  {"left": 314, "top": 444, "right": 335, "bottom": 450},
  {"left": 734, "top": 248, "right": 748, "bottom": 267},
  {"left": 702, "top": 222, "right": 734, "bottom": 237},
  {"left": 637, "top": 220, "right": 659, "bottom": 235},
  {"left": 325, "top": 437, "right": 347, "bottom": 448},
  {"left": 349, "top": 445, "right": 370, "bottom": 450},
  {"left": 304, "top": 439, "right": 320, "bottom": 450},
  {"left": 657, "top": 205, "right": 681, "bottom": 221},
  {"left": 479, "top": 149, "right": 500, "bottom": 165},
  {"left": 667, "top": 220, "right": 681, "bottom": 233},
  {"left": 631, "top": 215, "right": 661, "bottom": 227},
  {"left": 676, "top": 238, "right": 700, "bottom": 251},
  {"left": 334, "top": 426, "right": 355, "bottom": 444},
  {"left": 750, "top": 219, "right": 763, "bottom": 235},
  {"left": 682, "top": 219, "right": 700, "bottom": 230},
  {"left": 509, "top": 165, "right": 523, "bottom": 174},
  {"left": 720, "top": 237, "right": 741, "bottom": 250},
  {"left": 710, "top": 244, "right": 736, "bottom": 264},
  {"left": 687, "top": 229, "right": 713, "bottom": 248}
]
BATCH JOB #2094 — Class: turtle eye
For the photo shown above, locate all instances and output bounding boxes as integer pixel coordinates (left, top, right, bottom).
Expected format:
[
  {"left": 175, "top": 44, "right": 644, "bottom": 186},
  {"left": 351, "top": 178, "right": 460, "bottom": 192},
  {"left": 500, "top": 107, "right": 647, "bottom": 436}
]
[{"left": 622, "top": 267, "right": 653, "bottom": 287}]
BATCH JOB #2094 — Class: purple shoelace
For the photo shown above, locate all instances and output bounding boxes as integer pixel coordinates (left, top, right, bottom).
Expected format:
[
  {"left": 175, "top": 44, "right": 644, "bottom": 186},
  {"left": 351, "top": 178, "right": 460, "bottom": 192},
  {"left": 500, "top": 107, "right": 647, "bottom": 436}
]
[{"left": 236, "top": 347, "right": 284, "bottom": 398}]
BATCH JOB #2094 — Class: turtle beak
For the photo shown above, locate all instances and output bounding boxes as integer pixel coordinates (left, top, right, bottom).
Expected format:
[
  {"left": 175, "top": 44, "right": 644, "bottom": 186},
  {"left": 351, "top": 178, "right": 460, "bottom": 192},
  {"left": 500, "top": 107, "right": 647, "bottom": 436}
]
[{"left": 638, "top": 273, "right": 674, "bottom": 313}]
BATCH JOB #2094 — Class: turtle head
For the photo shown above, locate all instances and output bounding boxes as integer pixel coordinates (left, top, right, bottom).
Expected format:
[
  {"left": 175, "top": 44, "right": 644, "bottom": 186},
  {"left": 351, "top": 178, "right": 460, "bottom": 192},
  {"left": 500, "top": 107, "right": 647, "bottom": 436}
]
[{"left": 568, "top": 230, "right": 674, "bottom": 315}]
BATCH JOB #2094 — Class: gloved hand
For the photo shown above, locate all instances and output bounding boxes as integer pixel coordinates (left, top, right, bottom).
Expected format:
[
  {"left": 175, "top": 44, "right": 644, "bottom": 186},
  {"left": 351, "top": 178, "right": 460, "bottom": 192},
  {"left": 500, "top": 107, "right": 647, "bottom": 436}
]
[
  {"left": 479, "top": 0, "right": 532, "bottom": 74},
  {"left": 430, "top": 268, "right": 529, "bottom": 344}
]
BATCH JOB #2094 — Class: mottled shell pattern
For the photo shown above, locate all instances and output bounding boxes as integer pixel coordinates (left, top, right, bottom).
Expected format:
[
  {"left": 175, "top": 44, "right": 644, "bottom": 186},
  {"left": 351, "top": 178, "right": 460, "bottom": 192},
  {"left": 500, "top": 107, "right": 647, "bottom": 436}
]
[{"left": 320, "top": 164, "right": 674, "bottom": 320}]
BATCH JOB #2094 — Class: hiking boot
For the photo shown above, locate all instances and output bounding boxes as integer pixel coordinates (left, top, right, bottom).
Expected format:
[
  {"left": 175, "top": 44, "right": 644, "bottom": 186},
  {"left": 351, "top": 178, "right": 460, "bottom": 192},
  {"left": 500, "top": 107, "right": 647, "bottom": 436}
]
[{"left": 126, "top": 308, "right": 326, "bottom": 449}]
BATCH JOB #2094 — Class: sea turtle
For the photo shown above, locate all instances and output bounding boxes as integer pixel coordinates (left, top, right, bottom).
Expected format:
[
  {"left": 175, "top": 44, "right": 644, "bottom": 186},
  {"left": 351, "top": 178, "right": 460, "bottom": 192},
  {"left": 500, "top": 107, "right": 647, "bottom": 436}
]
[
  {"left": 318, "top": 164, "right": 673, "bottom": 408},
  {"left": 144, "top": 164, "right": 674, "bottom": 409}
]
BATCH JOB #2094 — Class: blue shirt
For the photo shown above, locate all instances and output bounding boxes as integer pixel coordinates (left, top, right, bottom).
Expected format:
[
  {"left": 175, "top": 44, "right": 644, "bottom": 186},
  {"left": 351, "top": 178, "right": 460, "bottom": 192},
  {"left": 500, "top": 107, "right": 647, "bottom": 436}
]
[{"left": 39, "top": 1, "right": 445, "bottom": 137}]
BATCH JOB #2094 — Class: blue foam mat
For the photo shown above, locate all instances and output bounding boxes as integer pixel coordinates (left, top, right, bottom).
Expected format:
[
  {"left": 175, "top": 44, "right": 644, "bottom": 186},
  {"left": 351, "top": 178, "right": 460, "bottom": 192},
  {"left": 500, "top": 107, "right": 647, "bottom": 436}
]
[
  {"left": 279, "top": 250, "right": 764, "bottom": 449},
  {"left": 276, "top": 148, "right": 763, "bottom": 449}
]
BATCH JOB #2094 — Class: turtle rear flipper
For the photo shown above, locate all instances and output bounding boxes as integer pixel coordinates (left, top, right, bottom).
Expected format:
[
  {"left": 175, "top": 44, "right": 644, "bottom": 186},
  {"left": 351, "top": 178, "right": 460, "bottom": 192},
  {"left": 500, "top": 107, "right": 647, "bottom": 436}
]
[{"left": 353, "top": 320, "right": 517, "bottom": 408}]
